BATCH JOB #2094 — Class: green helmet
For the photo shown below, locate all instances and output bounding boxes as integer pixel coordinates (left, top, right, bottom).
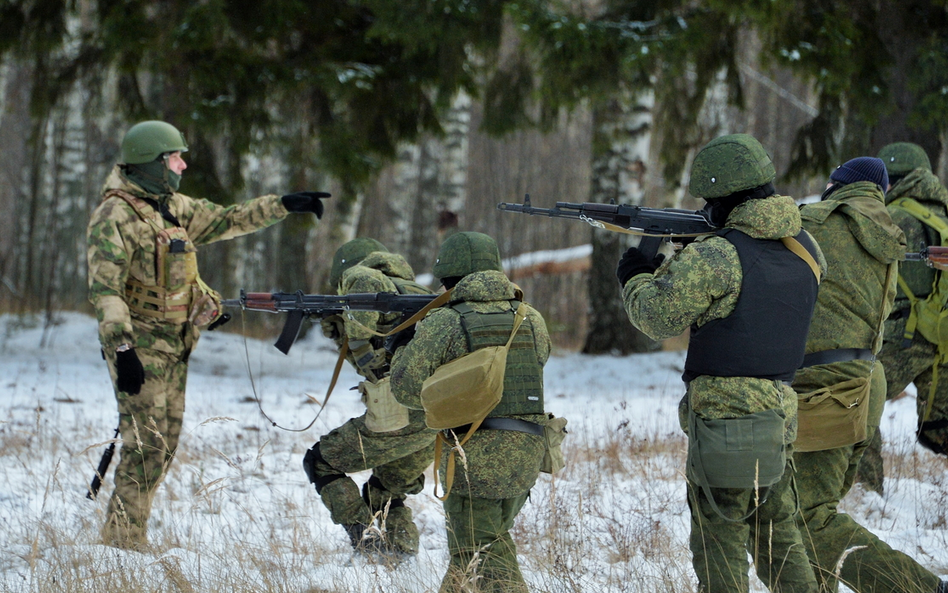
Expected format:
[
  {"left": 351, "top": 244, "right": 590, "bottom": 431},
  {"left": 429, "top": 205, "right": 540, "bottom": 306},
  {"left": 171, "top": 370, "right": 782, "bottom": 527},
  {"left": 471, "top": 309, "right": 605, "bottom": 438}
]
[
  {"left": 689, "top": 134, "right": 776, "bottom": 199},
  {"left": 432, "top": 232, "right": 503, "bottom": 280},
  {"left": 329, "top": 238, "right": 388, "bottom": 287},
  {"left": 877, "top": 142, "right": 931, "bottom": 176},
  {"left": 121, "top": 121, "right": 189, "bottom": 165}
]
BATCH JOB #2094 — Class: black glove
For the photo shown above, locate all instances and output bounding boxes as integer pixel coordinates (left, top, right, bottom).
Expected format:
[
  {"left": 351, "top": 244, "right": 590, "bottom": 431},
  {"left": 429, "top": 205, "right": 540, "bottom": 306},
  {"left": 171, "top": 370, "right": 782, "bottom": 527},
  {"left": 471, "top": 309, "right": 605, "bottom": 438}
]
[
  {"left": 207, "top": 312, "right": 232, "bottom": 331},
  {"left": 616, "top": 247, "right": 665, "bottom": 287},
  {"left": 281, "top": 191, "right": 331, "bottom": 219},
  {"left": 115, "top": 348, "right": 145, "bottom": 395},
  {"left": 384, "top": 326, "right": 416, "bottom": 354}
]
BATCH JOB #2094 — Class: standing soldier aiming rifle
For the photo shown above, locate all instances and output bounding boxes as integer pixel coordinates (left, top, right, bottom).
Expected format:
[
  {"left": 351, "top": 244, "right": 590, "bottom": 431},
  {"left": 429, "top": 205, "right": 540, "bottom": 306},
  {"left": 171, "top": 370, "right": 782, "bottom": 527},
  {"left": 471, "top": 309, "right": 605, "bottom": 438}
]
[
  {"left": 301, "top": 238, "right": 437, "bottom": 559},
  {"left": 87, "top": 120, "right": 328, "bottom": 550},
  {"left": 792, "top": 157, "right": 946, "bottom": 593},
  {"left": 619, "top": 134, "right": 822, "bottom": 593}
]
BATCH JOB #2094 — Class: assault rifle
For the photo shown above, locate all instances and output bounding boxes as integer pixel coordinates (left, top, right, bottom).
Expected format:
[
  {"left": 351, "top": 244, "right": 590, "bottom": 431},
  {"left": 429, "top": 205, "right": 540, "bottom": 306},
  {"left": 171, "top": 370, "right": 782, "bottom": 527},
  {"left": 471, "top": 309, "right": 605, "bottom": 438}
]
[
  {"left": 904, "top": 246, "right": 948, "bottom": 270},
  {"left": 222, "top": 290, "right": 442, "bottom": 354},
  {"left": 87, "top": 427, "right": 119, "bottom": 500},
  {"left": 497, "top": 194, "right": 717, "bottom": 259}
]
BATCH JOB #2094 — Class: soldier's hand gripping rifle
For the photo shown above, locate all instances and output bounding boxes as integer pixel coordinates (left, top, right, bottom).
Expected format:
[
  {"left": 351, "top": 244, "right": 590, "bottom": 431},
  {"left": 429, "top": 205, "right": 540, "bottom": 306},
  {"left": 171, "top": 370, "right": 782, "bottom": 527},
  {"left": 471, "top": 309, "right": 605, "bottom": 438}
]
[
  {"left": 222, "top": 290, "right": 444, "bottom": 354},
  {"left": 904, "top": 246, "right": 948, "bottom": 270},
  {"left": 497, "top": 194, "right": 718, "bottom": 260}
]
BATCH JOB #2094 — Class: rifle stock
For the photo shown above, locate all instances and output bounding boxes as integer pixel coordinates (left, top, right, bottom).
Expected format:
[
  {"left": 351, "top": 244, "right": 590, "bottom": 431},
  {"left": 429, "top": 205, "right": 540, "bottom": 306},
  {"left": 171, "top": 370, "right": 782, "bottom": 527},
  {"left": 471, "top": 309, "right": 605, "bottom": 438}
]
[
  {"left": 905, "top": 246, "right": 948, "bottom": 271},
  {"left": 87, "top": 427, "right": 120, "bottom": 500}
]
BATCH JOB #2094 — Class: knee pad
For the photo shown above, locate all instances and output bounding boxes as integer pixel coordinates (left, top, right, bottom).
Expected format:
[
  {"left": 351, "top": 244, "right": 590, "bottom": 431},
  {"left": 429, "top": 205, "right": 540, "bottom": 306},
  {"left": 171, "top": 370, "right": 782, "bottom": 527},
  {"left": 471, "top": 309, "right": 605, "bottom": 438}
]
[
  {"left": 302, "top": 443, "right": 346, "bottom": 494},
  {"left": 917, "top": 420, "right": 948, "bottom": 456}
]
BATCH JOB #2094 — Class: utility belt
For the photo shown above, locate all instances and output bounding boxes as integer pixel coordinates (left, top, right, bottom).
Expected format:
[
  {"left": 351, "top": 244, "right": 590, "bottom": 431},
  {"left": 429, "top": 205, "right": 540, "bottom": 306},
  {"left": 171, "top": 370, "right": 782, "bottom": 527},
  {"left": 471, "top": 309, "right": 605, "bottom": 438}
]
[
  {"left": 800, "top": 348, "right": 874, "bottom": 368},
  {"left": 443, "top": 416, "right": 544, "bottom": 439}
]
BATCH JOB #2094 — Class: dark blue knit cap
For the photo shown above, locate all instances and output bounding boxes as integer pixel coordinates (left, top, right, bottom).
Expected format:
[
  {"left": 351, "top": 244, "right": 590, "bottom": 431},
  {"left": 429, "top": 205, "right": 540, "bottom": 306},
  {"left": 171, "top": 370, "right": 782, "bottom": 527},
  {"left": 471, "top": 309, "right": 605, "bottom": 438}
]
[{"left": 830, "top": 156, "right": 889, "bottom": 191}]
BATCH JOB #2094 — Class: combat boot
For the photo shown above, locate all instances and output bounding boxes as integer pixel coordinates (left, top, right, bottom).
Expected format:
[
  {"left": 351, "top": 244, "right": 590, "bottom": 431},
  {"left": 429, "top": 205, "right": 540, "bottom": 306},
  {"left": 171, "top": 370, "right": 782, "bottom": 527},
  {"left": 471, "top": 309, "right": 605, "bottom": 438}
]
[
  {"left": 383, "top": 503, "right": 420, "bottom": 557},
  {"left": 343, "top": 523, "right": 386, "bottom": 556}
]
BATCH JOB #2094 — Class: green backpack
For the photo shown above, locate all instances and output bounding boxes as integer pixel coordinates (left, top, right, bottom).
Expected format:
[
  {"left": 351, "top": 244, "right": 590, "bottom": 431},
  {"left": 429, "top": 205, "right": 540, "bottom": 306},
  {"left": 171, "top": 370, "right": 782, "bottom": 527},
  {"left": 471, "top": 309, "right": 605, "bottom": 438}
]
[{"left": 890, "top": 197, "right": 948, "bottom": 421}]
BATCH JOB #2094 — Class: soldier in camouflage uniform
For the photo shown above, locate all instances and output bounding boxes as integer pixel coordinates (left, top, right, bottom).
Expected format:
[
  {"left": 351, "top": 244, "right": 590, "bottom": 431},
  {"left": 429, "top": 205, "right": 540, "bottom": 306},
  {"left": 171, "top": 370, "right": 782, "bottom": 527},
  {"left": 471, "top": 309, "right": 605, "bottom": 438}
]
[
  {"left": 88, "top": 120, "right": 328, "bottom": 549},
  {"left": 619, "top": 134, "right": 821, "bottom": 593},
  {"left": 793, "top": 157, "right": 945, "bottom": 593},
  {"left": 301, "top": 238, "right": 436, "bottom": 558},
  {"left": 858, "top": 142, "right": 948, "bottom": 495},
  {"left": 390, "top": 232, "right": 551, "bottom": 593}
]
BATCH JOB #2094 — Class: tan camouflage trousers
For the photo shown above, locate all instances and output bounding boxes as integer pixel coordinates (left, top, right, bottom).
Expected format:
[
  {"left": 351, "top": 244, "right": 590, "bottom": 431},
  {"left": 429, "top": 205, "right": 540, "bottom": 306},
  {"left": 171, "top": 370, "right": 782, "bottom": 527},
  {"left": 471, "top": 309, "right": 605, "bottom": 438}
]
[
  {"left": 101, "top": 348, "right": 187, "bottom": 549},
  {"left": 441, "top": 491, "right": 531, "bottom": 593},
  {"left": 688, "top": 456, "right": 818, "bottom": 593},
  {"left": 796, "top": 426, "right": 940, "bottom": 593}
]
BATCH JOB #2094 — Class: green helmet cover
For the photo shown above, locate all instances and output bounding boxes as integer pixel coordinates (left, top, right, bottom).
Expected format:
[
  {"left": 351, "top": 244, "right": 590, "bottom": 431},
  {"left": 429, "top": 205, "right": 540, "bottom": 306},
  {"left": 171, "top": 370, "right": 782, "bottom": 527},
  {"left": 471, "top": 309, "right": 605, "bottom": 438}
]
[
  {"left": 877, "top": 142, "right": 931, "bottom": 176},
  {"left": 121, "top": 121, "right": 189, "bottom": 164},
  {"left": 330, "top": 238, "right": 389, "bottom": 287},
  {"left": 689, "top": 134, "right": 776, "bottom": 199},
  {"left": 432, "top": 232, "right": 503, "bottom": 280}
]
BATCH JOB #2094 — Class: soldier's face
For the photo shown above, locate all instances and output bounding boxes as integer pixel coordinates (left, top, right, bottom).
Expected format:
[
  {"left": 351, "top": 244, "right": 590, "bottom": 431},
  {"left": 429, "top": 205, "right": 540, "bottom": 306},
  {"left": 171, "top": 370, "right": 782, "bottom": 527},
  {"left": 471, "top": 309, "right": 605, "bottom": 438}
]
[{"left": 165, "top": 152, "right": 187, "bottom": 175}]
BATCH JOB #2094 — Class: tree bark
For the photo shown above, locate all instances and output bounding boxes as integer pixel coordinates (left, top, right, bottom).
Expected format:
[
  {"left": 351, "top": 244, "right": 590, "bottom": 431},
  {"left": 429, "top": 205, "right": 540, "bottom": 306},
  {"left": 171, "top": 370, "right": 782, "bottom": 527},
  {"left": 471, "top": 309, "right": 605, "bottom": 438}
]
[{"left": 582, "top": 87, "right": 656, "bottom": 355}]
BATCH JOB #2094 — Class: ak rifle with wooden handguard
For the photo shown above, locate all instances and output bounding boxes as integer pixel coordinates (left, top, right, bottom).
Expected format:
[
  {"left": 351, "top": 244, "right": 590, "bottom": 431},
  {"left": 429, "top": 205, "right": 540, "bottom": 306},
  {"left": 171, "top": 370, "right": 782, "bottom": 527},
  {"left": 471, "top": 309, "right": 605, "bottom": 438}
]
[
  {"left": 222, "top": 290, "right": 441, "bottom": 354},
  {"left": 497, "top": 194, "right": 718, "bottom": 259},
  {"left": 904, "top": 245, "right": 948, "bottom": 270}
]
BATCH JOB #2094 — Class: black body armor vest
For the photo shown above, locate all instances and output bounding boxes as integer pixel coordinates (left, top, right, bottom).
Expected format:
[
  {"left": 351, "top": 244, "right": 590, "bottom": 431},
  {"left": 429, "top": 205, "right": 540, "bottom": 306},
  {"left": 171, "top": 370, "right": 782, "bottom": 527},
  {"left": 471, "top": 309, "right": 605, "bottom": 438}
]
[{"left": 683, "top": 229, "right": 819, "bottom": 382}]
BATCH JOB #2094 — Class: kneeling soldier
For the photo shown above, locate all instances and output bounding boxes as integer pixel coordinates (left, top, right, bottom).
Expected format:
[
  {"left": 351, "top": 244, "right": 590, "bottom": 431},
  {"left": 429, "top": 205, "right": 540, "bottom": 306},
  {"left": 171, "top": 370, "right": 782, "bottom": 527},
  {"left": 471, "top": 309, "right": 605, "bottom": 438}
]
[{"left": 302, "top": 239, "right": 436, "bottom": 558}]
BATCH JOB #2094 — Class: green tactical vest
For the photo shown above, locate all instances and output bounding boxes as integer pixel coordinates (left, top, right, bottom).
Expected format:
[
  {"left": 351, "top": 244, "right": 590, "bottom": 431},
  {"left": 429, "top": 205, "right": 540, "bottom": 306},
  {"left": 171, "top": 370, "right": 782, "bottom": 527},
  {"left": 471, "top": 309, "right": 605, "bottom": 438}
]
[
  {"left": 890, "top": 197, "right": 948, "bottom": 421},
  {"left": 452, "top": 301, "right": 544, "bottom": 416}
]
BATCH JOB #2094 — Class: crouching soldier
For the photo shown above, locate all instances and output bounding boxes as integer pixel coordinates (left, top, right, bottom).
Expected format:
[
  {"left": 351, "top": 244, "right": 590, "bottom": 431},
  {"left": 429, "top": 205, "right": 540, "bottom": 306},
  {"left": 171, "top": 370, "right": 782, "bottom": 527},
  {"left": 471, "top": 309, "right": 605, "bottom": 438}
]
[
  {"left": 302, "top": 239, "right": 437, "bottom": 559},
  {"left": 391, "top": 231, "right": 554, "bottom": 593}
]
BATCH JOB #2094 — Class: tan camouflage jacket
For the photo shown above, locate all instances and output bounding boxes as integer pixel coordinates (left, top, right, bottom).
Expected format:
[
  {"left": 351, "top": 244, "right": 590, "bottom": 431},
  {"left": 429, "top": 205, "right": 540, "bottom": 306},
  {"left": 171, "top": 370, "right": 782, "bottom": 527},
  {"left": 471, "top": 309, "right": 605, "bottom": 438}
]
[
  {"left": 87, "top": 165, "right": 289, "bottom": 354},
  {"left": 622, "top": 195, "right": 827, "bottom": 442}
]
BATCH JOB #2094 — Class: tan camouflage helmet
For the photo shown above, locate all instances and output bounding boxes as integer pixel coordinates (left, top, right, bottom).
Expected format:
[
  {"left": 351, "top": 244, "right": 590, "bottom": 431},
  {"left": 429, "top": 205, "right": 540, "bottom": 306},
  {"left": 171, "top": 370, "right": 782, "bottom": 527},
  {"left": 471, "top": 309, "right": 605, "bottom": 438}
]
[
  {"left": 689, "top": 134, "right": 776, "bottom": 199},
  {"left": 432, "top": 232, "right": 503, "bottom": 280},
  {"left": 121, "top": 121, "right": 189, "bottom": 164},
  {"left": 329, "top": 238, "right": 389, "bottom": 287},
  {"left": 877, "top": 142, "right": 931, "bottom": 176}
]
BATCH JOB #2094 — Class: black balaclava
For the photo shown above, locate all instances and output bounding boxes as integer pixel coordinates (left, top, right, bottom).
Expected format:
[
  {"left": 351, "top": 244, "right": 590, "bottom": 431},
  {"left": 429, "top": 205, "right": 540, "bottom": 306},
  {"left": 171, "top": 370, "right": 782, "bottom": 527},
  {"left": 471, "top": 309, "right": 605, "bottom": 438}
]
[{"left": 703, "top": 182, "right": 775, "bottom": 227}]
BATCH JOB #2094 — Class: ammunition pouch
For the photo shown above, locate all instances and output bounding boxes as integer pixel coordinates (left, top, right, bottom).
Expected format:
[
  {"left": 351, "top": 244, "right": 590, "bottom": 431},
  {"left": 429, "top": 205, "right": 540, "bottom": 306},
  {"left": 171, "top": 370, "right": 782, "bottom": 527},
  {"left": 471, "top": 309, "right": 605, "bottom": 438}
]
[
  {"left": 687, "top": 407, "right": 787, "bottom": 522},
  {"left": 795, "top": 377, "right": 871, "bottom": 452},
  {"left": 541, "top": 414, "right": 569, "bottom": 474}
]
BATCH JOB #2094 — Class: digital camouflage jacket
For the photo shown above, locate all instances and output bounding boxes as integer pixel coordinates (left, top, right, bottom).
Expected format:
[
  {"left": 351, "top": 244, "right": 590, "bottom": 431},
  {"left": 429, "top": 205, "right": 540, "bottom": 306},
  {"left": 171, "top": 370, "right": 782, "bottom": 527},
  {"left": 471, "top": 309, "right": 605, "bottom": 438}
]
[
  {"left": 794, "top": 181, "right": 904, "bottom": 397},
  {"left": 622, "top": 195, "right": 827, "bottom": 442},
  {"left": 390, "top": 269, "right": 551, "bottom": 498},
  {"left": 87, "top": 165, "right": 288, "bottom": 354},
  {"left": 885, "top": 168, "right": 948, "bottom": 310}
]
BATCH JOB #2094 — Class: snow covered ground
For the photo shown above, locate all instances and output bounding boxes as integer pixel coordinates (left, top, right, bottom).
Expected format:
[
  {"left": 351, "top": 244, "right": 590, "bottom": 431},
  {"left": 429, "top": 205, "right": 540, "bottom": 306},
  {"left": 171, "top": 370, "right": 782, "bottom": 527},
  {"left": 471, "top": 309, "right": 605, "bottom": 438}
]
[{"left": 1, "top": 312, "right": 946, "bottom": 592}]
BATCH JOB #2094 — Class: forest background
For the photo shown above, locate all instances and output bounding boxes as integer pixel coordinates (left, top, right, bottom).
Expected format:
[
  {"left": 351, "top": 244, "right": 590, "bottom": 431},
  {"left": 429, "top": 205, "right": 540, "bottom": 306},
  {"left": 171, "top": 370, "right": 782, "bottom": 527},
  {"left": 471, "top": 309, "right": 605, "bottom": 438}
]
[{"left": 3, "top": 0, "right": 948, "bottom": 353}]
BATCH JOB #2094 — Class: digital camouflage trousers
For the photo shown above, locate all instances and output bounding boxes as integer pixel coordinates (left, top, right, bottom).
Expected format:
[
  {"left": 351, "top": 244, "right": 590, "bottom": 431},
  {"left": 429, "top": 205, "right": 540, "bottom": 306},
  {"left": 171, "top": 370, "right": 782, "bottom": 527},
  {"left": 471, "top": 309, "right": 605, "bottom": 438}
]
[
  {"left": 796, "top": 426, "right": 940, "bottom": 593},
  {"left": 688, "top": 455, "right": 818, "bottom": 593},
  {"left": 305, "top": 409, "right": 436, "bottom": 554}
]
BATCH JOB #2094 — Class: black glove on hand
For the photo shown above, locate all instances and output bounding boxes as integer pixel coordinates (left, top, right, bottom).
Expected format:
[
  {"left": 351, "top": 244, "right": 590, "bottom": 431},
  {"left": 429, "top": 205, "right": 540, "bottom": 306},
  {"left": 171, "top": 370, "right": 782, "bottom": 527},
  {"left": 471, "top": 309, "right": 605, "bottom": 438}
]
[
  {"left": 115, "top": 348, "right": 145, "bottom": 395},
  {"left": 281, "top": 191, "right": 331, "bottom": 219},
  {"left": 616, "top": 247, "right": 665, "bottom": 287},
  {"left": 384, "top": 326, "right": 416, "bottom": 354},
  {"left": 207, "top": 312, "right": 232, "bottom": 331}
]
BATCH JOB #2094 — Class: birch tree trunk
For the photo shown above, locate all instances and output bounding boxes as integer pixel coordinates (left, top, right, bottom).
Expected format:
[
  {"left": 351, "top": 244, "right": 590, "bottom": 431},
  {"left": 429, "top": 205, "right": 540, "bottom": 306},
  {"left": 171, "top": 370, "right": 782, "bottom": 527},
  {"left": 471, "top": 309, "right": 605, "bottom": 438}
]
[{"left": 582, "top": 87, "right": 655, "bottom": 354}]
